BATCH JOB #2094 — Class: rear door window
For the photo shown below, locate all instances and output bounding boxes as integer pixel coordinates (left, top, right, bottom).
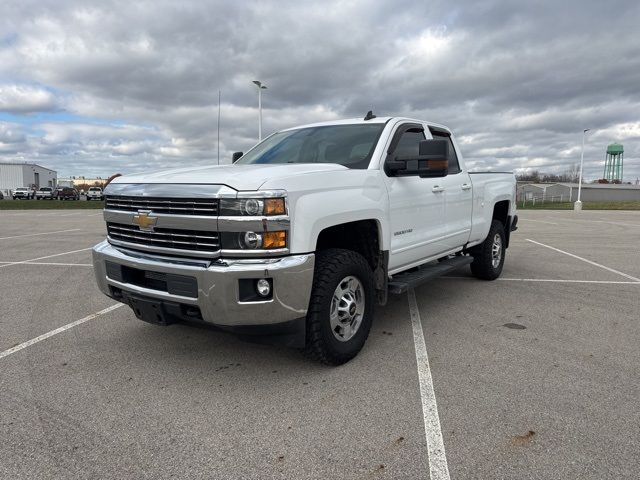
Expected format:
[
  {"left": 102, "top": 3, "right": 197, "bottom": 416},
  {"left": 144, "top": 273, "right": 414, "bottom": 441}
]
[{"left": 429, "top": 128, "right": 461, "bottom": 174}]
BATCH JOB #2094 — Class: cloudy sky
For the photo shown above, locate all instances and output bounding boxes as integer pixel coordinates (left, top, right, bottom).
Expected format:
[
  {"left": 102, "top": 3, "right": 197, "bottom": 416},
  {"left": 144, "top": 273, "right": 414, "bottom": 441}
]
[{"left": 1, "top": 0, "right": 639, "bottom": 181}]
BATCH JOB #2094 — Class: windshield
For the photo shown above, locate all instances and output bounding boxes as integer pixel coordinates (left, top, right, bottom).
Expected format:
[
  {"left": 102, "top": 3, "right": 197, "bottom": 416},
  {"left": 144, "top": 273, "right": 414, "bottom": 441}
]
[
  {"left": 236, "top": 124, "right": 385, "bottom": 169},
  {"left": 89, "top": 187, "right": 101, "bottom": 191},
  {"left": 40, "top": 187, "right": 52, "bottom": 191},
  {"left": 16, "top": 188, "right": 28, "bottom": 191}
]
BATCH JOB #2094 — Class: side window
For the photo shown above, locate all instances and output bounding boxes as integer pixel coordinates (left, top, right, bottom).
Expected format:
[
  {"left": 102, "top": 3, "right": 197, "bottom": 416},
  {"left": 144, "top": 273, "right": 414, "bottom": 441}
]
[
  {"left": 430, "top": 131, "right": 461, "bottom": 174},
  {"left": 394, "top": 129, "right": 426, "bottom": 158}
]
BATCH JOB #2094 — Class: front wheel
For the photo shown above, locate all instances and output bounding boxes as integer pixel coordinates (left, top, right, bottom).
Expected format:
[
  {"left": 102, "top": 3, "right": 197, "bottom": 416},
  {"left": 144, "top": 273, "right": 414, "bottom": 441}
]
[
  {"left": 470, "top": 219, "right": 506, "bottom": 280},
  {"left": 304, "top": 249, "right": 375, "bottom": 365}
]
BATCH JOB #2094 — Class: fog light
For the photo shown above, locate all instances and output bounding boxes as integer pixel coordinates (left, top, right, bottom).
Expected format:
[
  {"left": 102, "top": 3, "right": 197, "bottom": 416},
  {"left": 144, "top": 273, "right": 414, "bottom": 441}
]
[
  {"left": 256, "top": 279, "right": 271, "bottom": 297},
  {"left": 243, "top": 231, "right": 262, "bottom": 249}
]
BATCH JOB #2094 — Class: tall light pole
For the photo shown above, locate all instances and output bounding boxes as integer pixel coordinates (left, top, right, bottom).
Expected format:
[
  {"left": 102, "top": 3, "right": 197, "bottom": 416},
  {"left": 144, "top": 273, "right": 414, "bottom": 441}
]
[
  {"left": 252, "top": 80, "right": 267, "bottom": 141},
  {"left": 574, "top": 128, "right": 590, "bottom": 212},
  {"left": 217, "top": 90, "right": 221, "bottom": 165}
]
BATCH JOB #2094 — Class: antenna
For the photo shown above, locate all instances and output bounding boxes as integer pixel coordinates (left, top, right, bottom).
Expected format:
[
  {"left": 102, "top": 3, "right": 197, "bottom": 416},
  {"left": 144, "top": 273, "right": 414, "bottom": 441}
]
[{"left": 364, "top": 110, "right": 376, "bottom": 121}]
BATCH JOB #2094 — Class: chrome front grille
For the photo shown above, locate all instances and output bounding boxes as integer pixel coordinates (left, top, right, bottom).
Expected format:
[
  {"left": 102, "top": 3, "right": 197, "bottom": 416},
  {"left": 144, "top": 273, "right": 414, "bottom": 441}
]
[
  {"left": 107, "top": 222, "right": 220, "bottom": 256},
  {"left": 105, "top": 195, "right": 219, "bottom": 216}
]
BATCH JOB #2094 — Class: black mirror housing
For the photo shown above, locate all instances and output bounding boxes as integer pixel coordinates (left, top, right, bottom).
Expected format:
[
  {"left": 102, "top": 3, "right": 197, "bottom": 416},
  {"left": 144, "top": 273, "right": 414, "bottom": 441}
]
[
  {"left": 232, "top": 152, "right": 243, "bottom": 163},
  {"left": 386, "top": 139, "right": 448, "bottom": 177}
]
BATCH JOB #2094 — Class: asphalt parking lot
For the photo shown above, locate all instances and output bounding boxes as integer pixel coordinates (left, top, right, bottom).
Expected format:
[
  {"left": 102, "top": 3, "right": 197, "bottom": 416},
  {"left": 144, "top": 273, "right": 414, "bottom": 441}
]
[{"left": 1, "top": 209, "right": 639, "bottom": 479}]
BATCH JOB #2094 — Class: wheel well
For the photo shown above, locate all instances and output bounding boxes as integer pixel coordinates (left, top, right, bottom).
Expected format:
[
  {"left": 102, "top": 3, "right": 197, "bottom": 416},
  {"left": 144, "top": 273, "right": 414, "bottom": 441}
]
[
  {"left": 316, "top": 220, "right": 380, "bottom": 270},
  {"left": 492, "top": 200, "right": 512, "bottom": 247},
  {"left": 316, "top": 220, "right": 388, "bottom": 305},
  {"left": 492, "top": 200, "right": 509, "bottom": 227}
]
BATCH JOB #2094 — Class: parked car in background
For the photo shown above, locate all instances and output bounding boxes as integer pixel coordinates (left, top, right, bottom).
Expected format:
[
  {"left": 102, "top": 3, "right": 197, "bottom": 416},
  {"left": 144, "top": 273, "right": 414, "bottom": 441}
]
[
  {"left": 35, "top": 186, "right": 54, "bottom": 200},
  {"left": 87, "top": 187, "right": 104, "bottom": 201},
  {"left": 13, "top": 187, "right": 34, "bottom": 200},
  {"left": 0, "top": 191, "right": 4, "bottom": 200},
  {"left": 54, "top": 187, "right": 79, "bottom": 200}
]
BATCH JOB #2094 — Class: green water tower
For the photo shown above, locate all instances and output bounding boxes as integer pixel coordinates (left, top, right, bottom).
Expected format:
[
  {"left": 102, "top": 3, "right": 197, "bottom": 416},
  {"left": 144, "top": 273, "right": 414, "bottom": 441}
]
[{"left": 603, "top": 143, "right": 624, "bottom": 182}]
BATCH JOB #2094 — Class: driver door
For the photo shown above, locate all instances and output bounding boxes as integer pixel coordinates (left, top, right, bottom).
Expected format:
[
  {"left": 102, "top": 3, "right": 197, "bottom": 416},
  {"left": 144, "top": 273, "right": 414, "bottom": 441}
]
[{"left": 383, "top": 123, "right": 448, "bottom": 273}]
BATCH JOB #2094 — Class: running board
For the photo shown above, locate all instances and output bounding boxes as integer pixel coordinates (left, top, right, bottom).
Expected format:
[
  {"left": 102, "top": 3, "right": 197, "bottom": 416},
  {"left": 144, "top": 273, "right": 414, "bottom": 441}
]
[{"left": 388, "top": 256, "right": 473, "bottom": 294}]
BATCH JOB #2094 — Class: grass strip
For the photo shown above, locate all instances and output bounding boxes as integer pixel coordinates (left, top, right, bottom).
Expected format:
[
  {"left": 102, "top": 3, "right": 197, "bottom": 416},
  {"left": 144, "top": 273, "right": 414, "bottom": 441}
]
[{"left": 0, "top": 200, "right": 104, "bottom": 210}]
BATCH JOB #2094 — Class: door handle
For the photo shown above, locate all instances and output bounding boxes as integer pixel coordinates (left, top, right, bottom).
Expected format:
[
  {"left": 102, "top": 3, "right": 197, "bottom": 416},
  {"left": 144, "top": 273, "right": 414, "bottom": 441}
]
[
  {"left": 432, "top": 186, "right": 445, "bottom": 193},
  {"left": 461, "top": 183, "right": 472, "bottom": 190}
]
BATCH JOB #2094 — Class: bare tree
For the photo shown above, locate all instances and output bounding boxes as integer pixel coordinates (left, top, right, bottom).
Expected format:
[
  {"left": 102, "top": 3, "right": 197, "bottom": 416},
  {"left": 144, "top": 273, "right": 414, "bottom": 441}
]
[
  {"left": 560, "top": 163, "right": 580, "bottom": 183},
  {"left": 516, "top": 170, "right": 542, "bottom": 182}
]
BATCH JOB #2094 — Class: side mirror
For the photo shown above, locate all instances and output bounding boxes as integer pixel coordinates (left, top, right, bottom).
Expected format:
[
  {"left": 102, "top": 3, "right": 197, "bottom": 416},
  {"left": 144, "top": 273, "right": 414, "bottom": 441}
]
[
  {"left": 386, "top": 139, "right": 448, "bottom": 178},
  {"left": 232, "top": 151, "right": 243, "bottom": 163}
]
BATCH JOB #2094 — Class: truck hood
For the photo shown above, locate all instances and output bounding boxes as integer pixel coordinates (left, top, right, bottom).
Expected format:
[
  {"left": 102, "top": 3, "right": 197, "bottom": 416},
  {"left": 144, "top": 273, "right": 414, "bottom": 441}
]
[{"left": 112, "top": 163, "right": 348, "bottom": 191}]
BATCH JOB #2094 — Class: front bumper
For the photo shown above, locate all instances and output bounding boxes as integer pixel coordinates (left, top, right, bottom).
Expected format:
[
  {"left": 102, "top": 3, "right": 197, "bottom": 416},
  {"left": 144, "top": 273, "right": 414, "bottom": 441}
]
[{"left": 92, "top": 240, "right": 315, "bottom": 328}]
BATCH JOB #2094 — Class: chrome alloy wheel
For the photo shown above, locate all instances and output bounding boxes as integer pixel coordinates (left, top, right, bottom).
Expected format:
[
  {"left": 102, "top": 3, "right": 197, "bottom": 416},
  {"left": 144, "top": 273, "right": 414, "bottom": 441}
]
[
  {"left": 491, "top": 233, "right": 503, "bottom": 269},
  {"left": 330, "top": 276, "right": 365, "bottom": 342}
]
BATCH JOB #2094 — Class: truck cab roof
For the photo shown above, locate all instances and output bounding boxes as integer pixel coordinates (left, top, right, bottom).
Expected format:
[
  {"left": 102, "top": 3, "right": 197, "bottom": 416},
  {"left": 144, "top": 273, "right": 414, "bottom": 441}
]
[{"left": 281, "top": 116, "right": 453, "bottom": 135}]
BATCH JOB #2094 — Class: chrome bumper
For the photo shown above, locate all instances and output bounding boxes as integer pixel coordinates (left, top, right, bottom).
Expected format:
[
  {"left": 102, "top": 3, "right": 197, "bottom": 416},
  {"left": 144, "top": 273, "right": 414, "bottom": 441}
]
[{"left": 92, "top": 240, "right": 315, "bottom": 327}]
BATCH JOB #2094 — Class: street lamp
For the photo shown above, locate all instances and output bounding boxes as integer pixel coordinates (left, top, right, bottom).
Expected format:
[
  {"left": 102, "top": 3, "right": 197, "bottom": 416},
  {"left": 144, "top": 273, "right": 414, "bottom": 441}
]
[
  {"left": 252, "top": 80, "right": 267, "bottom": 141},
  {"left": 574, "top": 128, "right": 590, "bottom": 212}
]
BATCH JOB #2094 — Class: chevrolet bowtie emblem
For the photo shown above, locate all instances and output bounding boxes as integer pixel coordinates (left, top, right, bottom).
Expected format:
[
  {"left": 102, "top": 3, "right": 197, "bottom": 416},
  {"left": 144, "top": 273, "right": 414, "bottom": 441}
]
[{"left": 133, "top": 211, "right": 157, "bottom": 231}]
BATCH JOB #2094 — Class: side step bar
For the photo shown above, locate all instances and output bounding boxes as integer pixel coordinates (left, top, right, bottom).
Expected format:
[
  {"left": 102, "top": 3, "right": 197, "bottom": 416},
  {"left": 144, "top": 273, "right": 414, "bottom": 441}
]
[{"left": 388, "top": 256, "right": 473, "bottom": 294}]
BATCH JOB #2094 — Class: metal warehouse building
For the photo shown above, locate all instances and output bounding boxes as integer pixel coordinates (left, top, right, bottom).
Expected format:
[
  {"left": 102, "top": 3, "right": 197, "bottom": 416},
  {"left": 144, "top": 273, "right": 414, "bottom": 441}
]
[
  {"left": 517, "top": 182, "right": 640, "bottom": 203},
  {"left": 0, "top": 163, "right": 57, "bottom": 195}
]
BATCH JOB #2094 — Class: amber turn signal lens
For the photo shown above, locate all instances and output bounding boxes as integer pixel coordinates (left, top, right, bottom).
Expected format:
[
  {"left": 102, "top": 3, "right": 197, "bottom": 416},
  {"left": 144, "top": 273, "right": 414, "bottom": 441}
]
[
  {"left": 264, "top": 198, "right": 286, "bottom": 215},
  {"left": 263, "top": 231, "right": 286, "bottom": 249}
]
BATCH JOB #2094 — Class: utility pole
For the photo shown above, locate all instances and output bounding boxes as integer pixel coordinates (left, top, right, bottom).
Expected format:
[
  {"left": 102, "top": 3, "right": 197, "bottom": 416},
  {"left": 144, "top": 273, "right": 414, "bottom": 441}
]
[
  {"left": 217, "top": 90, "right": 221, "bottom": 165},
  {"left": 574, "top": 128, "right": 590, "bottom": 212},
  {"left": 252, "top": 80, "right": 267, "bottom": 141}
]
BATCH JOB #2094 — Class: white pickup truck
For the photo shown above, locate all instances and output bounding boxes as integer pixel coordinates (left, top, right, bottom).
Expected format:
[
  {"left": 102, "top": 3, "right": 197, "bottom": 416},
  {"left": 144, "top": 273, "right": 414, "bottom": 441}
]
[
  {"left": 86, "top": 186, "right": 104, "bottom": 201},
  {"left": 93, "top": 115, "right": 517, "bottom": 365}
]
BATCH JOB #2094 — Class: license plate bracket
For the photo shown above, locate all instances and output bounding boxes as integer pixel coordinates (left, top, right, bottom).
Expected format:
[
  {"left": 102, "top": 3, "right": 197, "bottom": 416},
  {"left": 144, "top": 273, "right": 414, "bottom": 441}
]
[{"left": 123, "top": 293, "right": 177, "bottom": 326}]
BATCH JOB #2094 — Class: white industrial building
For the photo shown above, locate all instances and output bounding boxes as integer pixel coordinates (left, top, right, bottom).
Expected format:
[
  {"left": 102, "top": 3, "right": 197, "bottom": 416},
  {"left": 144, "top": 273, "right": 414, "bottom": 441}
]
[
  {"left": 517, "top": 182, "right": 640, "bottom": 203},
  {"left": 0, "top": 163, "right": 57, "bottom": 196}
]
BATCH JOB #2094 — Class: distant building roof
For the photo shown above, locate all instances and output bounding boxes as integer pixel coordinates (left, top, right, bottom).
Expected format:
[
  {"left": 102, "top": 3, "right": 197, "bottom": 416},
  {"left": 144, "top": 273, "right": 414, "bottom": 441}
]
[
  {"left": 0, "top": 162, "right": 56, "bottom": 172},
  {"left": 518, "top": 183, "right": 550, "bottom": 189},
  {"left": 554, "top": 183, "right": 640, "bottom": 190}
]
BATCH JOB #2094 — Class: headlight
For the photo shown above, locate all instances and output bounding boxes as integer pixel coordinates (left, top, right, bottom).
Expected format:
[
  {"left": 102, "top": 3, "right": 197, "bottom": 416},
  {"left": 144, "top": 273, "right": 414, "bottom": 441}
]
[
  {"left": 221, "top": 231, "right": 287, "bottom": 250},
  {"left": 219, "top": 197, "right": 286, "bottom": 216},
  {"left": 244, "top": 199, "right": 263, "bottom": 216}
]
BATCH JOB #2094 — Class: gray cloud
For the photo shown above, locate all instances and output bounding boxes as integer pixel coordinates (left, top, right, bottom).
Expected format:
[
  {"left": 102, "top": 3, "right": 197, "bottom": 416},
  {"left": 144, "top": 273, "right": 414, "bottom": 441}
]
[
  {"left": 0, "top": 0, "right": 639, "bottom": 181},
  {"left": 0, "top": 84, "right": 60, "bottom": 113}
]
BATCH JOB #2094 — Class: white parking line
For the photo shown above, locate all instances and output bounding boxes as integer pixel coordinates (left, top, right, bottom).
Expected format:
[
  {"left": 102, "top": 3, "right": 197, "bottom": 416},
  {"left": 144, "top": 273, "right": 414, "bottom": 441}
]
[
  {"left": 0, "top": 247, "right": 92, "bottom": 269},
  {"left": 593, "top": 220, "right": 640, "bottom": 228},
  {"left": 22, "top": 262, "right": 93, "bottom": 267},
  {"left": 498, "top": 278, "right": 640, "bottom": 284},
  {"left": 407, "top": 288, "right": 450, "bottom": 480},
  {"left": 524, "top": 219, "right": 558, "bottom": 225},
  {"left": 0, "top": 228, "right": 81, "bottom": 240},
  {"left": 554, "top": 218, "right": 640, "bottom": 228},
  {"left": 526, "top": 239, "right": 640, "bottom": 282},
  {"left": 0, "top": 304, "right": 124, "bottom": 361}
]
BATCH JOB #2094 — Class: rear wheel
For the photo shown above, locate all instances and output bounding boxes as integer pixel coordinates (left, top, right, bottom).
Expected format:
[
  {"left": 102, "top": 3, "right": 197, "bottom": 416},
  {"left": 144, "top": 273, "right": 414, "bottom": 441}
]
[
  {"left": 304, "top": 248, "right": 375, "bottom": 365},
  {"left": 470, "top": 219, "right": 506, "bottom": 280}
]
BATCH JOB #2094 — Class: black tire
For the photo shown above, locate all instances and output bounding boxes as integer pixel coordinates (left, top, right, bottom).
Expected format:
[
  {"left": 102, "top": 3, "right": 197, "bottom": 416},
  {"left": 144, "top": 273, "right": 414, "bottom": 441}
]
[
  {"left": 470, "top": 219, "right": 506, "bottom": 280},
  {"left": 304, "top": 248, "right": 375, "bottom": 365}
]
